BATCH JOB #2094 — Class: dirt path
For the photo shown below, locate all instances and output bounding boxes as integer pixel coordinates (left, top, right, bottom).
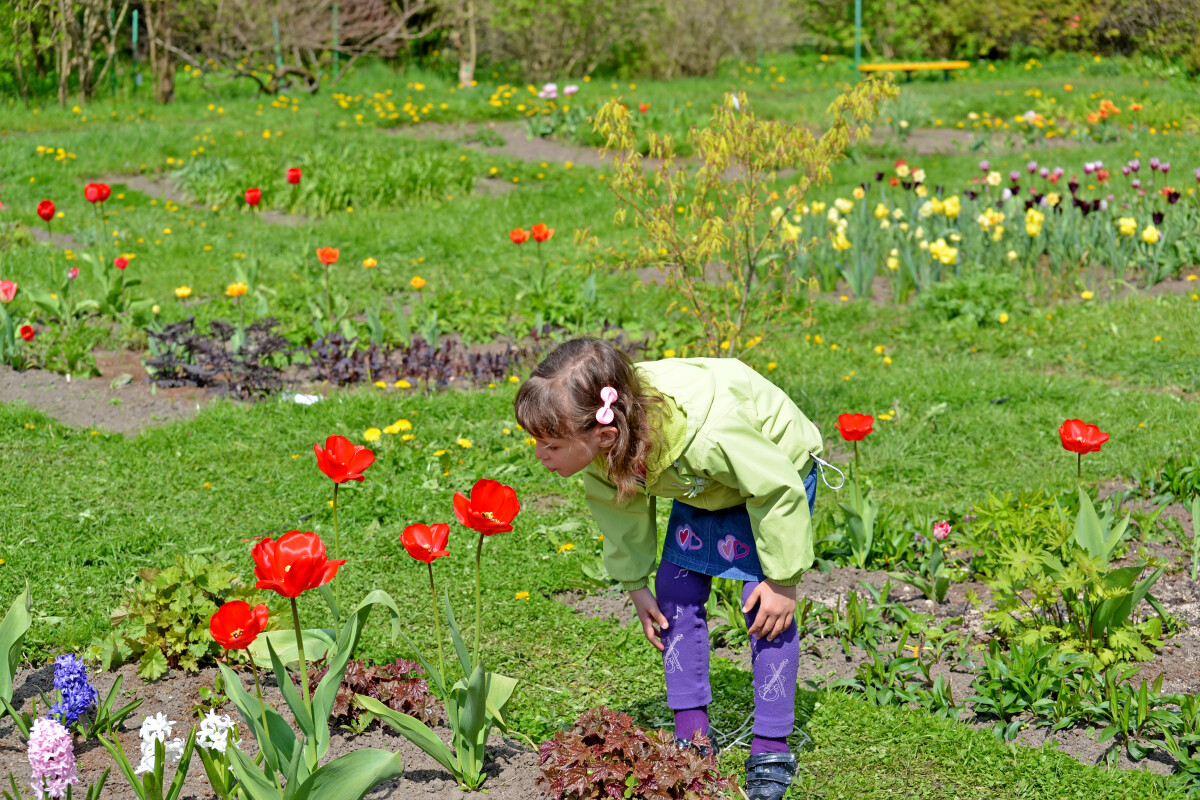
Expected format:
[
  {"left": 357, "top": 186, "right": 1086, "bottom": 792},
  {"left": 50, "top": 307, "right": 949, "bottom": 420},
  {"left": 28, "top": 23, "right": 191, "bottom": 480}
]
[
  {"left": 87, "top": 173, "right": 308, "bottom": 227},
  {"left": 0, "top": 351, "right": 210, "bottom": 436}
]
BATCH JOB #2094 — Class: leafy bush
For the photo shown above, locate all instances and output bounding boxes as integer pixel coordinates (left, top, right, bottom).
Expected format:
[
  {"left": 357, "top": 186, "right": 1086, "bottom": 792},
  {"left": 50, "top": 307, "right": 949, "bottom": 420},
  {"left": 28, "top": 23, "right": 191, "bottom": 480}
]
[
  {"left": 310, "top": 657, "right": 440, "bottom": 733},
  {"left": 95, "top": 555, "right": 278, "bottom": 680},
  {"left": 917, "top": 273, "right": 1031, "bottom": 328},
  {"left": 537, "top": 707, "right": 734, "bottom": 799}
]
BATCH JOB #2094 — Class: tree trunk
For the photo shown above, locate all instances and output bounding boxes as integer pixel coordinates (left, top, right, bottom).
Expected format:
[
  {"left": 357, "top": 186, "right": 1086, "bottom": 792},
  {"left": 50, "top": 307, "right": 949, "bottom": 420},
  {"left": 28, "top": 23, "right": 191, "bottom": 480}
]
[
  {"left": 455, "top": 0, "right": 476, "bottom": 86},
  {"left": 146, "top": 0, "right": 175, "bottom": 103},
  {"left": 56, "top": 0, "right": 71, "bottom": 108},
  {"left": 30, "top": 18, "right": 48, "bottom": 78},
  {"left": 12, "top": 19, "right": 30, "bottom": 109}
]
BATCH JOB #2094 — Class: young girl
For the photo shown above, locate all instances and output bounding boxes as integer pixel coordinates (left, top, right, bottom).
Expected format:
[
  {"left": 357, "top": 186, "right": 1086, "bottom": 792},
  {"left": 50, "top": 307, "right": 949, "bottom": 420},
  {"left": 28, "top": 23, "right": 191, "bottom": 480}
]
[{"left": 515, "top": 338, "right": 832, "bottom": 800}]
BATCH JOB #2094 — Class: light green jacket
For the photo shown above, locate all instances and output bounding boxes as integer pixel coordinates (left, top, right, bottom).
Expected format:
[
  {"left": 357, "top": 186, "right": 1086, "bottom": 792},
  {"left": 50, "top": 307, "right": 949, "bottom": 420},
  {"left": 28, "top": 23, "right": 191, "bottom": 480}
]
[{"left": 582, "top": 358, "right": 823, "bottom": 592}]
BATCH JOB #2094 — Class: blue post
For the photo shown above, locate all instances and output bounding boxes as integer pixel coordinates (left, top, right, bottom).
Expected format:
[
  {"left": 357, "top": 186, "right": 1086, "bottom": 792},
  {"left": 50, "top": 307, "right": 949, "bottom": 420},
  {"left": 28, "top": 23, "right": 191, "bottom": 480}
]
[{"left": 854, "top": 0, "right": 863, "bottom": 70}]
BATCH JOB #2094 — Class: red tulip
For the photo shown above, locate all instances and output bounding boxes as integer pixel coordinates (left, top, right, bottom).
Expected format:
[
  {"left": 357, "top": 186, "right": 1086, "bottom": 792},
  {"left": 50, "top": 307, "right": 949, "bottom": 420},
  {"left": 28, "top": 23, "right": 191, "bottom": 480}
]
[
  {"left": 0, "top": 281, "right": 16, "bottom": 304},
  {"left": 400, "top": 523, "right": 451, "bottom": 564},
  {"left": 252, "top": 530, "right": 345, "bottom": 598},
  {"left": 316, "top": 247, "right": 340, "bottom": 265},
  {"left": 19, "top": 325, "right": 34, "bottom": 342},
  {"left": 453, "top": 479, "right": 520, "bottom": 536},
  {"left": 84, "top": 184, "right": 102, "bottom": 203},
  {"left": 531, "top": 223, "right": 554, "bottom": 243},
  {"left": 68, "top": 268, "right": 79, "bottom": 281},
  {"left": 97, "top": 183, "right": 111, "bottom": 202},
  {"left": 314, "top": 434, "right": 375, "bottom": 484},
  {"left": 287, "top": 168, "right": 302, "bottom": 185},
  {"left": 37, "top": 200, "right": 55, "bottom": 221},
  {"left": 1059, "top": 419, "right": 1108, "bottom": 454},
  {"left": 509, "top": 228, "right": 530, "bottom": 245},
  {"left": 210, "top": 601, "right": 269, "bottom": 650},
  {"left": 113, "top": 257, "right": 128, "bottom": 270},
  {"left": 836, "top": 413, "right": 874, "bottom": 442},
  {"left": 638, "top": 103, "right": 649, "bottom": 113},
  {"left": 245, "top": 187, "right": 262, "bottom": 207}
]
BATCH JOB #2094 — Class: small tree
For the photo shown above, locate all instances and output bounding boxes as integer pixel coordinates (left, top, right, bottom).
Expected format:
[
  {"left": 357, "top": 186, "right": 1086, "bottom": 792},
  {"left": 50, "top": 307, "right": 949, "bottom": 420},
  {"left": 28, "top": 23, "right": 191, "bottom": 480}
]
[{"left": 588, "top": 78, "right": 897, "bottom": 358}]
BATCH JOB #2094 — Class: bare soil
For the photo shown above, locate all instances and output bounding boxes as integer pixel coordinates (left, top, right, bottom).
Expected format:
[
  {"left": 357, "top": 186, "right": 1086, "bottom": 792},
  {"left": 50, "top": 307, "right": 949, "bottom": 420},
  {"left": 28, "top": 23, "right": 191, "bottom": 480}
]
[
  {"left": 87, "top": 174, "right": 308, "bottom": 227},
  {"left": 2, "top": 662, "right": 548, "bottom": 800}
]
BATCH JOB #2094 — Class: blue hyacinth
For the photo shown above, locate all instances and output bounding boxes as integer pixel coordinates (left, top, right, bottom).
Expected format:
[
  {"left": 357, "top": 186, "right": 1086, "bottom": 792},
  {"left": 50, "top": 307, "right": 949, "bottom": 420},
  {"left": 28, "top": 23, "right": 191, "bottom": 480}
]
[{"left": 49, "top": 654, "right": 98, "bottom": 725}]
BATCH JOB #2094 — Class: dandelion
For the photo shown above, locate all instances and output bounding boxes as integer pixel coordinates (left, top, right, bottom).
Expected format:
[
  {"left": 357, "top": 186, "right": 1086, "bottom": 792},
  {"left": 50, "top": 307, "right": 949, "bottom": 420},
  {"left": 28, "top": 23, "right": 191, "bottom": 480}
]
[
  {"left": 363, "top": 428, "right": 382, "bottom": 442},
  {"left": 1081, "top": 291, "right": 1095, "bottom": 301},
  {"left": 557, "top": 543, "right": 575, "bottom": 554},
  {"left": 515, "top": 591, "right": 530, "bottom": 600},
  {"left": 457, "top": 438, "right": 473, "bottom": 449},
  {"left": 998, "top": 313, "right": 1010, "bottom": 324},
  {"left": 395, "top": 379, "right": 412, "bottom": 388}
]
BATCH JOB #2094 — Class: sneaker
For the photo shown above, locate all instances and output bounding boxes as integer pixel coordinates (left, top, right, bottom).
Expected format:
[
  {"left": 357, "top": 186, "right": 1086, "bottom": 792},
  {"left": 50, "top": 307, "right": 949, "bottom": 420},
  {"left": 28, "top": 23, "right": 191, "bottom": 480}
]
[
  {"left": 744, "top": 752, "right": 797, "bottom": 800},
  {"left": 673, "top": 736, "right": 718, "bottom": 758}
]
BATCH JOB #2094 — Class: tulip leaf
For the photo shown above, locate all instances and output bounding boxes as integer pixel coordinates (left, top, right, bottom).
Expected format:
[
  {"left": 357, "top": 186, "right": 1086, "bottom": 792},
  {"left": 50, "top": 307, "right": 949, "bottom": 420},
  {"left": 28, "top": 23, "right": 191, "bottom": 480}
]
[
  {"left": 228, "top": 744, "right": 284, "bottom": 800},
  {"left": 398, "top": 629, "right": 446, "bottom": 697},
  {"left": 288, "top": 748, "right": 405, "bottom": 800},
  {"left": 442, "top": 594, "right": 473, "bottom": 677},
  {"left": 217, "top": 661, "right": 297, "bottom": 775},
  {"left": 1074, "top": 488, "right": 1127, "bottom": 565},
  {"left": 248, "top": 628, "right": 336, "bottom": 668},
  {"left": 266, "top": 637, "right": 315, "bottom": 738},
  {"left": 0, "top": 582, "right": 31, "bottom": 704},
  {"left": 357, "top": 695, "right": 459, "bottom": 777},
  {"left": 317, "top": 585, "right": 341, "bottom": 627}
]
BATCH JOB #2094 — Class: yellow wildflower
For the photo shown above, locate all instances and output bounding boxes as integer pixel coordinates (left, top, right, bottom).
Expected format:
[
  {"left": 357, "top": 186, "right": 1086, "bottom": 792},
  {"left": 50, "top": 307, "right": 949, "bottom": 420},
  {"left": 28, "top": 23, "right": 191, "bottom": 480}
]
[
  {"left": 175, "top": 286, "right": 193, "bottom": 299},
  {"left": 363, "top": 428, "right": 382, "bottom": 442}
]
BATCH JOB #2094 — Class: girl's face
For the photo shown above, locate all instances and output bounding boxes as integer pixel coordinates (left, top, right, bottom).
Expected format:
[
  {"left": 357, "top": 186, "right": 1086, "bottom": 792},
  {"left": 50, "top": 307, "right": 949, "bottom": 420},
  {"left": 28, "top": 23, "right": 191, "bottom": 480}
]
[{"left": 534, "top": 426, "right": 616, "bottom": 477}]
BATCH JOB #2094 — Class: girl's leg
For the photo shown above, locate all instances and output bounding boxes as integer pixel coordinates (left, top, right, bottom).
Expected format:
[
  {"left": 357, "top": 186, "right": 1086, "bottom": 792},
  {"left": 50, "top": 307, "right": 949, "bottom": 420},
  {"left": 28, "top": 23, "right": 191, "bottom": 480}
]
[
  {"left": 654, "top": 564, "right": 713, "bottom": 740},
  {"left": 741, "top": 580, "right": 799, "bottom": 754}
]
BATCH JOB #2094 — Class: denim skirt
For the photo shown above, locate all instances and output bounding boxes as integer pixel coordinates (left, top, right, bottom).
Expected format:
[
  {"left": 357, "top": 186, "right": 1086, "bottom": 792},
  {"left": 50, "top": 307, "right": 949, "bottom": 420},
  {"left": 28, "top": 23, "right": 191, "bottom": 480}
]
[{"left": 661, "top": 463, "right": 817, "bottom": 582}]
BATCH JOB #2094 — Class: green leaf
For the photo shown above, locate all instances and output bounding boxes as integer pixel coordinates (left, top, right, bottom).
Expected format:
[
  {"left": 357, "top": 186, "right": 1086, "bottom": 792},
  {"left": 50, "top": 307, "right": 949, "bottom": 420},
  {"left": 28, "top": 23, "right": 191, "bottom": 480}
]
[
  {"left": 266, "top": 638, "right": 315, "bottom": 737},
  {"left": 138, "top": 649, "right": 169, "bottom": 681},
  {"left": 97, "top": 734, "right": 148, "bottom": 800},
  {"left": 164, "top": 726, "right": 197, "bottom": 800},
  {"left": 247, "top": 629, "right": 336, "bottom": 668},
  {"left": 356, "top": 695, "right": 458, "bottom": 777},
  {"left": 443, "top": 595, "right": 472, "bottom": 677},
  {"left": 0, "top": 583, "right": 32, "bottom": 704},
  {"left": 289, "top": 749, "right": 405, "bottom": 800},
  {"left": 217, "top": 662, "right": 297, "bottom": 775},
  {"left": 227, "top": 745, "right": 284, "bottom": 800}
]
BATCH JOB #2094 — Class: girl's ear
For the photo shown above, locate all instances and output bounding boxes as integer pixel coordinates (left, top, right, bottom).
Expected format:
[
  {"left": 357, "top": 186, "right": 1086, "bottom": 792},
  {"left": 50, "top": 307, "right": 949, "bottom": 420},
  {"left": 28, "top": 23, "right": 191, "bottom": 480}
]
[{"left": 597, "top": 425, "right": 619, "bottom": 450}]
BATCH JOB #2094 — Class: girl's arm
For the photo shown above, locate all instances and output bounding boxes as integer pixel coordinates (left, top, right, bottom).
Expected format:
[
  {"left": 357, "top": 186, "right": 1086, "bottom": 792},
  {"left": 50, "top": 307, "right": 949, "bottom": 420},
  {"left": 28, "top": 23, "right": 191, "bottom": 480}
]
[
  {"left": 581, "top": 469, "right": 659, "bottom": 592},
  {"left": 693, "top": 407, "right": 818, "bottom": 587}
]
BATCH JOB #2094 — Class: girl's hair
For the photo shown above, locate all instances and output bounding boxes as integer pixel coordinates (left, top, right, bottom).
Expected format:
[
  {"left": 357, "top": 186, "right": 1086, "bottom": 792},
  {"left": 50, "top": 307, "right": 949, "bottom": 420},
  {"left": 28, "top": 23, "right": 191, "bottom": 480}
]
[{"left": 514, "top": 338, "right": 662, "bottom": 503}]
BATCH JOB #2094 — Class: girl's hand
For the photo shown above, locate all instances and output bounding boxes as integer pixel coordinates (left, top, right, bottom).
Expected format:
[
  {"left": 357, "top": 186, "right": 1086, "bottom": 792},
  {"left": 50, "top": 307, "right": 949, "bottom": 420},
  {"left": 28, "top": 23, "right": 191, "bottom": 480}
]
[
  {"left": 629, "top": 587, "right": 669, "bottom": 652},
  {"left": 743, "top": 580, "right": 797, "bottom": 642}
]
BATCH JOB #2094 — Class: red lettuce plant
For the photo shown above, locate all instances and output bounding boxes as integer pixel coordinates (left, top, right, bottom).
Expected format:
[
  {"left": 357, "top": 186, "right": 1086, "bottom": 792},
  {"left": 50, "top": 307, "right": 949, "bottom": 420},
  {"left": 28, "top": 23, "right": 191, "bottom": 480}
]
[{"left": 538, "top": 707, "right": 734, "bottom": 800}]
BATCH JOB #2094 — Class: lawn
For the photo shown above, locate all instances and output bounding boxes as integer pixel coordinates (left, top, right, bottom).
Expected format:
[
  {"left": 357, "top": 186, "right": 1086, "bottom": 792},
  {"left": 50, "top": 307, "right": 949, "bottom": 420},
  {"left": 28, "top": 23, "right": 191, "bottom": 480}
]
[{"left": 1, "top": 48, "right": 1200, "bottom": 798}]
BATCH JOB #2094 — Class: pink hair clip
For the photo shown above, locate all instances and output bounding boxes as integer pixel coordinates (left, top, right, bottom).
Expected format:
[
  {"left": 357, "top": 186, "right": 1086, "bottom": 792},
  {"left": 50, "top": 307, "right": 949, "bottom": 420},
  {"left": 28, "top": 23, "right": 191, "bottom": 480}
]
[{"left": 596, "top": 386, "right": 618, "bottom": 425}]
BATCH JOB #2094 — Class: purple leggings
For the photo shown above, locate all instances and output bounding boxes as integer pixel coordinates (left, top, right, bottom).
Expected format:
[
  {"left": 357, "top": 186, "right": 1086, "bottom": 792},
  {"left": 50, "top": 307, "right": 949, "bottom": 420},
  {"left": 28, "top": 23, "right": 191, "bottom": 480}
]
[{"left": 654, "top": 563, "right": 799, "bottom": 738}]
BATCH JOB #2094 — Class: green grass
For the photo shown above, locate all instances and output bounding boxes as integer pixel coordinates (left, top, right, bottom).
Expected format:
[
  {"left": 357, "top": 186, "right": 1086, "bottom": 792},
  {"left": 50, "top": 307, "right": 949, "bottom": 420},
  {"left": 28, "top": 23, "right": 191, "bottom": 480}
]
[{"left": 1, "top": 48, "right": 1199, "bottom": 796}]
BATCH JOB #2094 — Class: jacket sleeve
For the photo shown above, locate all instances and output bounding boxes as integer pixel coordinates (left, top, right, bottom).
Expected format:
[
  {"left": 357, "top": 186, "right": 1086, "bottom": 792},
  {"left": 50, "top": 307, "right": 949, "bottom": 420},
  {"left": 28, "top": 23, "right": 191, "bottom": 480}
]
[
  {"left": 582, "top": 469, "right": 658, "bottom": 592},
  {"left": 691, "top": 408, "right": 815, "bottom": 586}
]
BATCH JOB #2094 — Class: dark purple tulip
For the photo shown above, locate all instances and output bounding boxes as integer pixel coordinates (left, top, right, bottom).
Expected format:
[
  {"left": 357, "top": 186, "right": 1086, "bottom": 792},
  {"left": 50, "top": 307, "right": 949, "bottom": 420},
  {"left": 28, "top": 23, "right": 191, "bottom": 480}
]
[
  {"left": 1152, "top": 211, "right": 1164, "bottom": 225},
  {"left": 875, "top": 171, "right": 885, "bottom": 182},
  {"left": 1068, "top": 178, "right": 1079, "bottom": 194}
]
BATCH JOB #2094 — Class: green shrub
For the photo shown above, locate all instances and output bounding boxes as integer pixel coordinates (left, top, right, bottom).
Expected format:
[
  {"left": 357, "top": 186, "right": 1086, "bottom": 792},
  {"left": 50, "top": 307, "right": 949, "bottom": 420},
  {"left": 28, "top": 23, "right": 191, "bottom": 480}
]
[
  {"left": 94, "top": 554, "right": 279, "bottom": 680},
  {"left": 917, "top": 273, "right": 1030, "bottom": 327}
]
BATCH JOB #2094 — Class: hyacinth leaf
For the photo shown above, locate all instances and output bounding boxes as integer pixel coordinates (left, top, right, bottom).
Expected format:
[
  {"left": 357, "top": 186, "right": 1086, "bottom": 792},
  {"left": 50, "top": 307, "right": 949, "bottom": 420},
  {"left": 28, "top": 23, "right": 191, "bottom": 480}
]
[
  {"left": 97, "top": 733, "right": 147, "bottom": 800},
  {"left": 164, "top": 726, "right": 197, "bottom": 800},
  {"left": 356, "top": 695, "right": 458, "bottom": 776},
  {"left": 288, "top": 748, "right": 405, "bottom": 800},
  {"left": 216, "top": 661, "right": 297, "bottom": 775},
  {"left": 0, "top": 582, "right": 32, "bottom": 704},
  {"left": 197, "top": 746, "right": 236, "bottom": 800},
  {"left": 247, "top": 629, "right": 336, "bottom": 669}
]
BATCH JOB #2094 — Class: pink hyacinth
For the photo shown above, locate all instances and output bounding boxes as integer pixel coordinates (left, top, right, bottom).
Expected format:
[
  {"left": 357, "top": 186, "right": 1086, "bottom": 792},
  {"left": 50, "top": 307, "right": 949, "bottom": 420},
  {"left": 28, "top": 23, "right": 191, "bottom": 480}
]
[
  {"left": 932, "top": 521, "right": 952, "bottom": 541},
  {"left": 27, "top": 717, "right": 78, "bottom": 799}
]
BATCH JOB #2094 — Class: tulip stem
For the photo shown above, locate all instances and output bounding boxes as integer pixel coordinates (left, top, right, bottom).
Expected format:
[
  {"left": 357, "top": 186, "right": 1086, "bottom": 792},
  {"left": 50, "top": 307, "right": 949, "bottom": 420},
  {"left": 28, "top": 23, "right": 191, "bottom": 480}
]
[
  {"left": 853, "top": 440, "right": 862, "bottom": 512},
  {"left": 1077, "top": 452, "right": 1082, "bottom": 485},
  {"left": 249, "top": 658, "right": 281, "bottom": 789},
  {"left": 324, "top": 263, "right": 332, "bottom": 328},
  {"left": 332, "top": 482, "right": 340, "bottom": 613},
  {"left": 428, "top": 562, "right": 447, "bottom": 691},
  {"left": 473, "top": 532, "right": 484, "bottom": 666},
  {"left": 289, "top": 597, "right": 313, "bottom": 722}
]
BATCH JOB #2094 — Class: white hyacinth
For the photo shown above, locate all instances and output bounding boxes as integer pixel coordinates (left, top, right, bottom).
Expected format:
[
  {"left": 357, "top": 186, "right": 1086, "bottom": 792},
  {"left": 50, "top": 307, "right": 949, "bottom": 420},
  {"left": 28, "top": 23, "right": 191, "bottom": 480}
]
[
  {"left": 197, "top": 711, "right": 236, "bottom": 754},
  {"left": 134, "top": 713, "right": 185, "bottom": 775}
]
